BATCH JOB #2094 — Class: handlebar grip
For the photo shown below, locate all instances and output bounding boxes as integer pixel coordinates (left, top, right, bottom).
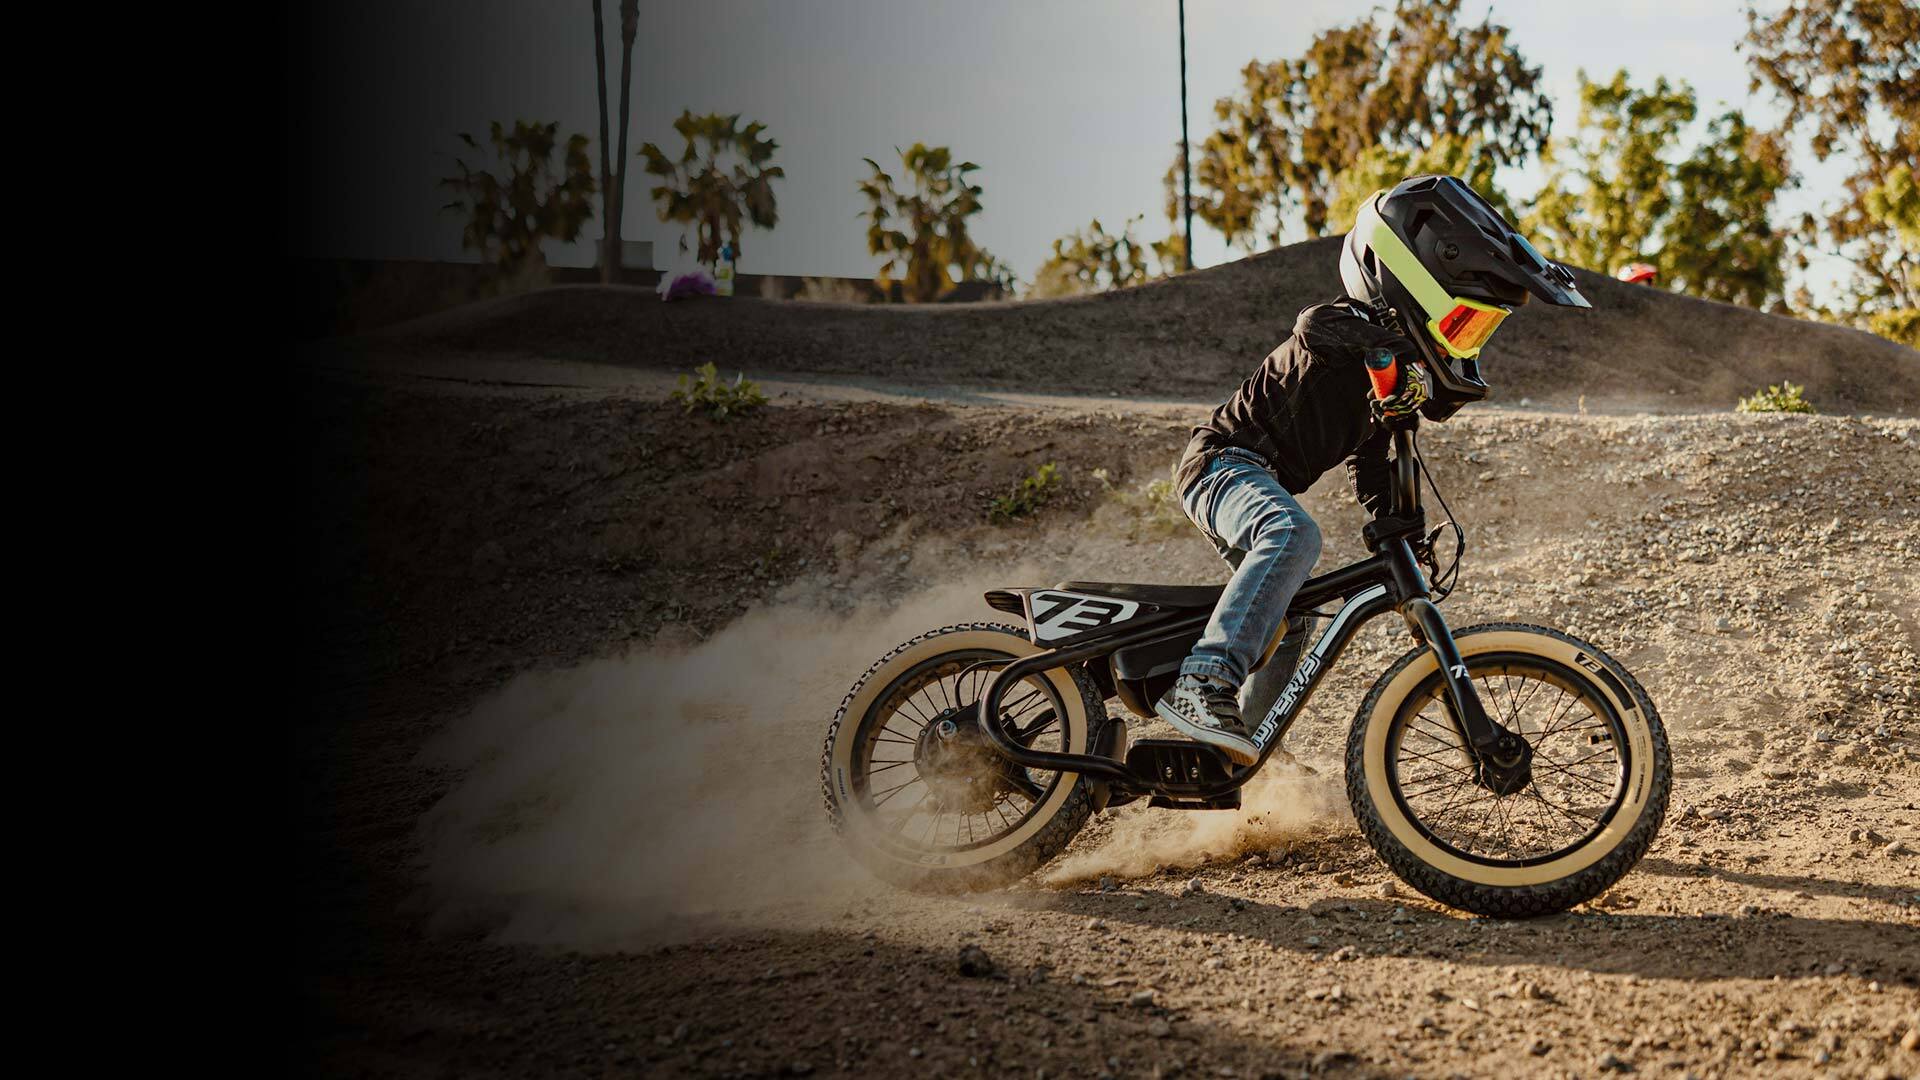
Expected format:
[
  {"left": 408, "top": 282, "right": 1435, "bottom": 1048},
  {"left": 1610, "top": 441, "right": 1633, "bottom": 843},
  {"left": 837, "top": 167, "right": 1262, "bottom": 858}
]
[{"left": 1364, "top": 347, "right": 1398, "bottom": 399}]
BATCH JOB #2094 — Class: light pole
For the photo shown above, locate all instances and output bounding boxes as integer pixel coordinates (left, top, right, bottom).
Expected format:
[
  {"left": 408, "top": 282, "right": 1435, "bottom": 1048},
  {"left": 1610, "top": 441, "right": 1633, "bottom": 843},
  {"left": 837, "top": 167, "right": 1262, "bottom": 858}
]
[{"left": 1178, "top": 0, "right": 1194, "bottom": 272}]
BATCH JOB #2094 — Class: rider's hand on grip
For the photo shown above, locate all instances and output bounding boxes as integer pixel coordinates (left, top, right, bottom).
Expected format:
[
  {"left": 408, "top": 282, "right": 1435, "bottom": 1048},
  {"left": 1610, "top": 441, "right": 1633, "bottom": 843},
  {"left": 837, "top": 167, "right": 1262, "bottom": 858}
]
[{"left": 1366, "top": 345, "right": 1429, "bottom": 422}]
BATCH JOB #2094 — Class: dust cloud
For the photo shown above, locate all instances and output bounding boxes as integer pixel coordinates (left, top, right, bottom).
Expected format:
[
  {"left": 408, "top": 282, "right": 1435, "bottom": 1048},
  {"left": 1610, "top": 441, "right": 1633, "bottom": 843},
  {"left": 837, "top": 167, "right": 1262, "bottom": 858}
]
[
  {"left": 417, "top": 528, "right": 1349, "bottom": 947},
  {"left": 417, "top": 561, "right": 1041, "bottom": 947},
  {"left": 1042, "top": 762, "right": 1345, "bottom": 885}
]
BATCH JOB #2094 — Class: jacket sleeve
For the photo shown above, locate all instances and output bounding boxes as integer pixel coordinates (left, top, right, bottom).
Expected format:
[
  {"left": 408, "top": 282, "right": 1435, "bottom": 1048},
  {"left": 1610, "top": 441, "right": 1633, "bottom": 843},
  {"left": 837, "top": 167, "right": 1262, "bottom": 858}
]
[{"left": 1348, "top": 426, "right": 1393, "bottom": 518}]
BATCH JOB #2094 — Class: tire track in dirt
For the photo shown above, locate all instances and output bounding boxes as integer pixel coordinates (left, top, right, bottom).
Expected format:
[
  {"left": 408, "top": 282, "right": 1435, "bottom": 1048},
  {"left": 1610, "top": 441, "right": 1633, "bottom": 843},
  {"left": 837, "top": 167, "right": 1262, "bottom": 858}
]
[{"left": 294, "top": 367, "right": 1920, "bottom": 1078}]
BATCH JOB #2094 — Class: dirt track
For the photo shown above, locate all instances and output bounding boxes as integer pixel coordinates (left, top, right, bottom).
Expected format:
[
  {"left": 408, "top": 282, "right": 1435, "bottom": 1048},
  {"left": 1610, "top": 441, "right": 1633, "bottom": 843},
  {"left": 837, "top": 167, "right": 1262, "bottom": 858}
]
[
  {"left": 294, "top": 335, "right": 1919, "bottom": 1078},
  {"left": 356, "top": 240, "right": 1920, "bottom": 417}
]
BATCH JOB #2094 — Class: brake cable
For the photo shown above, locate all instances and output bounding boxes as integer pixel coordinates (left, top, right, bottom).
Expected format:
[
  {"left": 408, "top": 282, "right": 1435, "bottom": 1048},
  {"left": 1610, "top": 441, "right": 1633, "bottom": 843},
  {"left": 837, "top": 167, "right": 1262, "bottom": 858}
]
[{"left": 1410, "top": 429, "right": 1467, "bottom": 602}]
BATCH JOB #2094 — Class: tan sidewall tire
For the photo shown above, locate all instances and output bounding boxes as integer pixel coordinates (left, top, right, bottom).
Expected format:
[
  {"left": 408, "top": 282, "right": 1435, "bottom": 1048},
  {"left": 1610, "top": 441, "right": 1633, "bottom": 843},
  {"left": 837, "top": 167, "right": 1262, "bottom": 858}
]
[
  {"left": 821, "top": 623, "right": 1095, "bottom": 888},
  {"left": 1349, "top": 624, "right": 1668, "bottom": 910}
]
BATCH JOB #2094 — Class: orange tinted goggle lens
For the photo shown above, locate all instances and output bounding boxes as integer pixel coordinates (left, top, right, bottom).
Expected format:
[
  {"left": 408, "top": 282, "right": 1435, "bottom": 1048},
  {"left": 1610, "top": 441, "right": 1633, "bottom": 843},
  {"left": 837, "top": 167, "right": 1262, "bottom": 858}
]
[{"left": 1434, "top": 303, "right": 1508, "bottom": 352}]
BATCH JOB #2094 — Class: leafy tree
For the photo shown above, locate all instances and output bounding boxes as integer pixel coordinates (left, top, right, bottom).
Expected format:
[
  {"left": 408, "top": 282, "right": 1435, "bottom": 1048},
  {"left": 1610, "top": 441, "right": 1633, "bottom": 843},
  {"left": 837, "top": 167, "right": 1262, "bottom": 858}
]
[
  {"left": 640, "top": 112, "right": 783, "bottom": 265},
  {"left": 1744, "top": 0, "right": 1919, "bottom": 315},
  {"left": 1151, "top": 225, "right": 1188, "bottom": 278},
  {"left": 1029, "top": 215, "right": 1168, "bottom": 299},
  {"left": 1524, "top": 72, "right": 1695, "bottom": 277},
  {"left": 1665, "top": 112, "right": 1793, "bottom": 309},
  {"left": 858, "top": 144, "right": 1007, "bottom": 302},
  {"left": 1523, "top": 71, "right": 1790, "bottom": 308},
  {"left": 440, "top": 120, "right": 596, "bottom": 273},
  {"left": 1866, "top": 164, "right": 1920, "bottom": 250},
  {"left": 1326, "top": 135, "right": 1509, "bottom": 231},
  {"left": 1184, "top": 0, "right": 1549, "bottom": 248},
  {"left": 589, "top": 0, "right": 639, "bottom": 282},
  {"left": 1867, "top": 306, "right": 1920, "bottom": 348},
  {"left": 1859, "top": 164, "right": 1919, "bottom": 344}
]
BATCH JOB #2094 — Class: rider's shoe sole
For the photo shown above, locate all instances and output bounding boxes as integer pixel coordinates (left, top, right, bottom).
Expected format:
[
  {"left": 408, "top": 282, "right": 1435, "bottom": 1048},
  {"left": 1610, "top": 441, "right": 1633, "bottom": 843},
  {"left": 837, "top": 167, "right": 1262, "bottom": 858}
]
[{"left": 1153, "top": 699, "right": 1260, "bottom": 766}]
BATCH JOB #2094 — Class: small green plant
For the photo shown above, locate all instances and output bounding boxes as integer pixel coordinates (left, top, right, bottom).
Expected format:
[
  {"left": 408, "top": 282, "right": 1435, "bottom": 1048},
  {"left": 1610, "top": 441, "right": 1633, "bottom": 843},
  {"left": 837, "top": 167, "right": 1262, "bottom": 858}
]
[
  {"left": 1735, "top": 381, "right": 1815, "bottom": 415},
  {"left": 1093, "top": 468, "right": 1186, "bottom": 538},
  {"left": 672, "top": 362, "right": 768, "bottom": 419},
  {"left": 988, "top": 462, "right": 1060, "bottom": 523}
]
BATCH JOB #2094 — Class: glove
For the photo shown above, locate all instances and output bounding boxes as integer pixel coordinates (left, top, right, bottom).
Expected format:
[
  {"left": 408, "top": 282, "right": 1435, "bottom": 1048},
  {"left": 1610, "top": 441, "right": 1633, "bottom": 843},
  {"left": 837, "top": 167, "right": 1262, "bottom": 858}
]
[{"left": 1372, "top": 357, "right": 1430, "bottom": 421}]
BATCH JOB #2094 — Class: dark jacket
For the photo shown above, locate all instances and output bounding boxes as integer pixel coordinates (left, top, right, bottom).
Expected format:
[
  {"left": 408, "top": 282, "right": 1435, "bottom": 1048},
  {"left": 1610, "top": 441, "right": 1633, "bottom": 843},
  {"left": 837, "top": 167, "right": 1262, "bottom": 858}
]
[{"left": 1175, "top": 299, "right": 1415, "bottom": 518}]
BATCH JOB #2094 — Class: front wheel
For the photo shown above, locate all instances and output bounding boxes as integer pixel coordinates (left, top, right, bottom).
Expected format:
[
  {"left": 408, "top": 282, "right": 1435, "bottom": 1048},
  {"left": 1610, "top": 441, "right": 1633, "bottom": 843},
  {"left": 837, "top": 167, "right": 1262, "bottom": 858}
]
[{"left": 1346, "top": 623, "right": 1670, "bottom": 917}]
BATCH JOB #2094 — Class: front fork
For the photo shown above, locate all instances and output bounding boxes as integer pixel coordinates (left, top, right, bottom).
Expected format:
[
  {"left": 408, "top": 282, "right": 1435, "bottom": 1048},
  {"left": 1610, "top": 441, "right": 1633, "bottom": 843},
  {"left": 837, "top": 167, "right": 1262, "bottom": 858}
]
[{"left": 1382, "top": 537, "right": 1533, "bottom": 794}]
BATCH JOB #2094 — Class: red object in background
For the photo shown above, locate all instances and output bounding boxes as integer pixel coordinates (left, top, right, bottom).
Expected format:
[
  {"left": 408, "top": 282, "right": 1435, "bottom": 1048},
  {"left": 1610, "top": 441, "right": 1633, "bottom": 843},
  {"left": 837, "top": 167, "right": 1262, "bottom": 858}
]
[
  {"left": 1616, "top": 263, "right": 1658, "bottom": 285},
  {"left": 1364, "top": 347, "right": 1399, "bottom": 399}
]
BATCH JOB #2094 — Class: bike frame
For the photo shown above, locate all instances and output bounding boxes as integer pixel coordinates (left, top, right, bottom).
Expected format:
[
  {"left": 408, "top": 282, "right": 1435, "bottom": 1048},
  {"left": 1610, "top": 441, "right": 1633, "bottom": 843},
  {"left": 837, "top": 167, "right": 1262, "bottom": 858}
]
[{"left": 974, "top": 419, "right": 1511, "bottom": 802}]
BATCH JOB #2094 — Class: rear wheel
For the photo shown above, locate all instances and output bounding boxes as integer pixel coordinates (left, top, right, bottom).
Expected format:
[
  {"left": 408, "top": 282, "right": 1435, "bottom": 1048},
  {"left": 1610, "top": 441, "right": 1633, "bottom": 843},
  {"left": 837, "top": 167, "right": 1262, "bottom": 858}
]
[
  {"left": 1346, "top": 623, "right": 1669, "bottom": 916},
  {"left": 821, "top": 623, "right": 1103, "bottom": 891}
]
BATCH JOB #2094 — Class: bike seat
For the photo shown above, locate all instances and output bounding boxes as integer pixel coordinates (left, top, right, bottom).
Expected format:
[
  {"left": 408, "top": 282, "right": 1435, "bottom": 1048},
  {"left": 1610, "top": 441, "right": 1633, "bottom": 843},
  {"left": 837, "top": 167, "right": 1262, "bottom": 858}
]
[{"left": 1054, "top": 581, "right": 1224, "bottom": 609}]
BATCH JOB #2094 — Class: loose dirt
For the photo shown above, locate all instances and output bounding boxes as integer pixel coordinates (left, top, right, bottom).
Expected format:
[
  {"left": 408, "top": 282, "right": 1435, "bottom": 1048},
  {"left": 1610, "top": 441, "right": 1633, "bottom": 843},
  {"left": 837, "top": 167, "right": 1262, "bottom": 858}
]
[{"left": 294, "top": 328, "right": 1919, "bottom": 1077}]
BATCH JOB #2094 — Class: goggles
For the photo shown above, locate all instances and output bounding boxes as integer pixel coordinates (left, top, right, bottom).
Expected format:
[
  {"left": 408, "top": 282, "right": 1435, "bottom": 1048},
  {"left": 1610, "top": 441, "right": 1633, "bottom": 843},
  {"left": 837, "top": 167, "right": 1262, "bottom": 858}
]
[
  {"left": 1427, "top": 297, "right": 1509, "bottom": 360},
  {"left": 1355, "top": 195, "right": 1513, "bottom": 361}
]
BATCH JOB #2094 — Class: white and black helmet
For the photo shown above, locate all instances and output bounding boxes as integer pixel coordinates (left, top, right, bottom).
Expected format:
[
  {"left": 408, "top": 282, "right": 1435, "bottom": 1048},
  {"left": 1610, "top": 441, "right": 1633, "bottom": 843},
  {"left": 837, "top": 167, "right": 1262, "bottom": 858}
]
[{"left": 1341, "top": 174, "right": 1589, "bottom": 420}]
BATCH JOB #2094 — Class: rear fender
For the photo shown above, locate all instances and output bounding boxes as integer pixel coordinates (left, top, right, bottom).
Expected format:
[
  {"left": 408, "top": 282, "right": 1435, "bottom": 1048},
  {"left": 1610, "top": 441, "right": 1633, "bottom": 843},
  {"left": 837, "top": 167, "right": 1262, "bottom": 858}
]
[{"left": 982, "top": 587, "right": 1164, "bottom": 646}]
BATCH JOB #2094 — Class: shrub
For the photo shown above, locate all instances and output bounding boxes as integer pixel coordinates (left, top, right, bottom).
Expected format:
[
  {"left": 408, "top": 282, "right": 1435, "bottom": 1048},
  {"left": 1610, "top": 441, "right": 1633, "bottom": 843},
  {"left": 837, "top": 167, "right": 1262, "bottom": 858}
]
[
  {"left": 1867, "top": 308, "right": 1920, "bottom": 349},
  {"left": 1735, "top": 381, "right": 1815, "bottom": 414},
  {"left": 988, "top": 462, "right": 1060, "bottom": 523},
  {"left": 794, "top": 276, "right": 871, "bottom": 303},
  {"left": 1093, "top": 468, "right": 1187, "bottom": 538},
  {"left": 672, "top": 362, "right": 768, "bottom": 419}
]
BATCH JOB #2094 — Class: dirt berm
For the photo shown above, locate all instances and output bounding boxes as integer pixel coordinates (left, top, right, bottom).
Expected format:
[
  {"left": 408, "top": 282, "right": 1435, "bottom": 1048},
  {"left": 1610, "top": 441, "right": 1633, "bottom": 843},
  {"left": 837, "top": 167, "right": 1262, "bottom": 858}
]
[
  {"left": 293, "top": 246, "right": 1920, "bottom": 1079},
  {"left": 367, "top": 237, "right": 1917, "bottom": 414}
]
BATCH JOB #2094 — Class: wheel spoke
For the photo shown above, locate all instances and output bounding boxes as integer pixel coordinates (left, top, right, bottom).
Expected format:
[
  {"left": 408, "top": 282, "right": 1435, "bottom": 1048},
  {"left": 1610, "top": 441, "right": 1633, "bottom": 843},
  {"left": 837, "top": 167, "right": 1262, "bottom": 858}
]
[
  {"left": 895, "top": 695, "right": 935, "bottom": 728},
  {"left": 1533, "top": 759, "right": 1616, "bottom": 794},
  {"left": 1397, "top": 741, "right": 1475, "bottom": 777},
  {"left": 857, "top": 654, "right": 1069, "bottom": 855},
  {"left": 1410, "top": 713, "right": 1464, "bottom": 748},
  {"left": 1390, "top": 659, "right": 1628, "bottom": 866},
  {"left": 1014, "top": 709, "right": 1059, "bottom": 743},
  {"left": 1399, "top": 773, "right": 1476, "bottom": 802},
  {"left": 872, "top": 775, "right": 923, "bottom": 807},
  {"left": 1525, "top": 782, "right": 1597, "bottom": 826}
]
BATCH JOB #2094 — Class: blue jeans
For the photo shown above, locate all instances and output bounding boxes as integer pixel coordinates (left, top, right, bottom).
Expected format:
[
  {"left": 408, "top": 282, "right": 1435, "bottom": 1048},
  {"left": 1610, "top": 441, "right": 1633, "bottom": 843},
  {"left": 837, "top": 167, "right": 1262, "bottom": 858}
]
[{"left": 1178, "top": 450, "right": 1323, "bottom": 712}]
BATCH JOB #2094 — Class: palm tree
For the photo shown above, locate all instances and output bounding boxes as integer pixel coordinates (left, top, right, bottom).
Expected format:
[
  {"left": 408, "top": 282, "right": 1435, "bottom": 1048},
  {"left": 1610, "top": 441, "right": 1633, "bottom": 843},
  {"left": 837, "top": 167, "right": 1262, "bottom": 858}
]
[
  {"left": 859, "top": 144, "right": 1003, "bottom": 302},
  {"left": 610, "top": 0, "right": 638, "bottom": 272},
  {"left": 640, "top": 112, "right": 783, "bottom": 264},
  {"left": 591, "top": 0, "right": 614, "bottom": 282}
]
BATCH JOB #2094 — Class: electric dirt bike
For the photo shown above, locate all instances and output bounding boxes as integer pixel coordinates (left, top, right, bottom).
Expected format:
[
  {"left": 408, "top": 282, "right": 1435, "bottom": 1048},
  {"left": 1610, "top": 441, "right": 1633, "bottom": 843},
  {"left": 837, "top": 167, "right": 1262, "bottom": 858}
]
[{"left": 820, "top": 418, "right": 1670, "bottom": 916}]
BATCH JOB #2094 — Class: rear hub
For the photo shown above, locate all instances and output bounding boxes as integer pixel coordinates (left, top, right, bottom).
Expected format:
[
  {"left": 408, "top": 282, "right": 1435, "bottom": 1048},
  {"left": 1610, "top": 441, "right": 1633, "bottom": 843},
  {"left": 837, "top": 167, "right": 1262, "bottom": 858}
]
[{"left": 914, "top": 706, "right": 1014, "bottom": 815}]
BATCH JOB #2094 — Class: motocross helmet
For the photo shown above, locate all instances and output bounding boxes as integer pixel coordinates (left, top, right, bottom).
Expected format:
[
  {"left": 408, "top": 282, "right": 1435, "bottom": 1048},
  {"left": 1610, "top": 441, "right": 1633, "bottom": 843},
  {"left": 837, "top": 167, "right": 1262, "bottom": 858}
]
[{"left": 1340, "top": 174, "right": 1589, "bottom": 420}]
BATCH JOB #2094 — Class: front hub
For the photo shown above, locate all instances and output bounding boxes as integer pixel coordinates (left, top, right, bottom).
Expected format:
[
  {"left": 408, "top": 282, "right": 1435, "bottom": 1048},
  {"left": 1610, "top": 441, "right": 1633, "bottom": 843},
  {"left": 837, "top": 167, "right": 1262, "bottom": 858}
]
[{"left": 1474, "top": 733, "right": 1534, "bottom": 796}]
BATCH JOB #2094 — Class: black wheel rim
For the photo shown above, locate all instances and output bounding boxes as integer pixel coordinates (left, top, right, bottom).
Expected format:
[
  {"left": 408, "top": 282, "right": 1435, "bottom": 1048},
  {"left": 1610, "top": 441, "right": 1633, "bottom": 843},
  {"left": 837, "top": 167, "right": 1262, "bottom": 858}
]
[
  {"left": 850, "top": 649, "right": 1070, "bottom": 854},
  {"left": 1386, "top": 653, "right": 1630, "bottom": 868}
]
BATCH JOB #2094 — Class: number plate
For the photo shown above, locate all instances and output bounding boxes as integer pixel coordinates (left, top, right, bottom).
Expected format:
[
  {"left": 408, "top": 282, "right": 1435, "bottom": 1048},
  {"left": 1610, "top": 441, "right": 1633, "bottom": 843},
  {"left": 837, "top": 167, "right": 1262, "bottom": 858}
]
[{"left": 1024, "top": 590, "right": 1144, "bottom": 643}]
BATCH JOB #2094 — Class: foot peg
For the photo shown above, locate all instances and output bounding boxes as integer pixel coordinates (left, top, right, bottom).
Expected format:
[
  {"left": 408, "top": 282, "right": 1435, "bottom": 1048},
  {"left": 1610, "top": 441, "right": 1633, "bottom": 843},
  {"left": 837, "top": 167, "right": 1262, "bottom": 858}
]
[{"left": 1126, "top": 739, "right": 1242, "bottom": 810}]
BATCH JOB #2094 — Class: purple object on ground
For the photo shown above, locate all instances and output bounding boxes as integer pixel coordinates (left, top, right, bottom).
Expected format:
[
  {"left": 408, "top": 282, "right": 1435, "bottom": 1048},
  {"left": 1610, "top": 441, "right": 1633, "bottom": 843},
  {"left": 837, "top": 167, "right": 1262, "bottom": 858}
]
[{"left": 658, "top": 269, "right": 717, "bottom": 302}]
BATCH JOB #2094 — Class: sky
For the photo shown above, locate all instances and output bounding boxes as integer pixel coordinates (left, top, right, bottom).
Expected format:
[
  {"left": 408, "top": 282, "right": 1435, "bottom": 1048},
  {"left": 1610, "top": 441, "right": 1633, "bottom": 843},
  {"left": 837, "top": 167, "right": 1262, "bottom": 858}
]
[{"left": 285, "top": 1, "right": 1857, "bottom": 293}]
